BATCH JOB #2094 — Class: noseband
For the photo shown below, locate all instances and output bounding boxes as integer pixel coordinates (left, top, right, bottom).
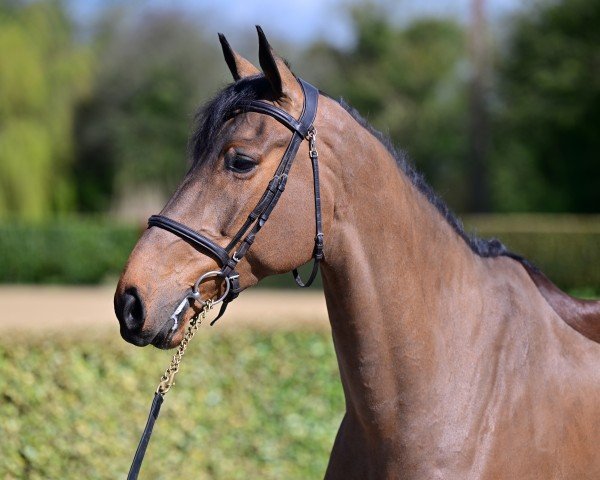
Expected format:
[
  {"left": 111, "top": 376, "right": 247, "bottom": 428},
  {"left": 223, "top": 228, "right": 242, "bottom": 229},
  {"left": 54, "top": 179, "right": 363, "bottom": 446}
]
[{"left": 147, "top": 78, "right": 323, "bottom": 326}]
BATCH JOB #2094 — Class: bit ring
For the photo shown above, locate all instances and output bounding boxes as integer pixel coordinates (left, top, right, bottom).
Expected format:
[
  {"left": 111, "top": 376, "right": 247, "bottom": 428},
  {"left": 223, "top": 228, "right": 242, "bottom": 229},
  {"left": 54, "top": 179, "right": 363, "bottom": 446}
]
[{"left": 193, "top": 270, "right": 231, "bottom": 306}]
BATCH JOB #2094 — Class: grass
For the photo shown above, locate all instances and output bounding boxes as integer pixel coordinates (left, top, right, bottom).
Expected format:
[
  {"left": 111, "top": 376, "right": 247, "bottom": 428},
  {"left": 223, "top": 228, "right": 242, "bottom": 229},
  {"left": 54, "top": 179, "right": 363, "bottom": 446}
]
[{"left": 0, "top": 329, "right": 344, "bottom": 479}]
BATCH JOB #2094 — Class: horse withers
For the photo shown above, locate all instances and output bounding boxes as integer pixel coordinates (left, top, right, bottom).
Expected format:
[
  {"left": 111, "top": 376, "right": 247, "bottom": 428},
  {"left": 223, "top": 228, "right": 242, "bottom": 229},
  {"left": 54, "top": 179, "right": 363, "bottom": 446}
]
[{"left": 115, "top": 27, "right": 600, "bottom": 479}]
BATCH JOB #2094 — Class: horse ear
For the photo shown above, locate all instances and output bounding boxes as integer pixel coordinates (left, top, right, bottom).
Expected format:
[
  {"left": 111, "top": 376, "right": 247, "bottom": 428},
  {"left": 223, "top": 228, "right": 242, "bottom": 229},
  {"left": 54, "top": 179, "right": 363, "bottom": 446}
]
[
  {"left": 256, "top": 26, "right": 303, "bottom": 106},
  {"left": 218, "top": 33, "right": 260, "bottom": 81}
]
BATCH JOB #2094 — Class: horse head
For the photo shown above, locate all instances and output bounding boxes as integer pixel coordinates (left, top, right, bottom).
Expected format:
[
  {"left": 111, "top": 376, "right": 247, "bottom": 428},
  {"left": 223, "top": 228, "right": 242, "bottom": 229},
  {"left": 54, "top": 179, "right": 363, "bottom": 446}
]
[{"left": 114, "top": 27, "right": 336, "bottom": 348}]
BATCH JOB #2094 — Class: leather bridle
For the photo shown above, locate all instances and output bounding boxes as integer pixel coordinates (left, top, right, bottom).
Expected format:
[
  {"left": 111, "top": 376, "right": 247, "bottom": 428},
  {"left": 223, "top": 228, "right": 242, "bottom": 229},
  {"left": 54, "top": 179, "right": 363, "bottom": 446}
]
[{"left": 147, "top": 77, "right": 323, "bottom": 327}]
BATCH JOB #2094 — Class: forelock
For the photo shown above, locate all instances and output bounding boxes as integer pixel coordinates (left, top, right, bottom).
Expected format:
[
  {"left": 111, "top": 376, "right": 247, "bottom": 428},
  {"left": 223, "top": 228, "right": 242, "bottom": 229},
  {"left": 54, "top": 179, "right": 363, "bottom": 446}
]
[{"left": 189, "top": 76, "right": 273, "bottom": 166}]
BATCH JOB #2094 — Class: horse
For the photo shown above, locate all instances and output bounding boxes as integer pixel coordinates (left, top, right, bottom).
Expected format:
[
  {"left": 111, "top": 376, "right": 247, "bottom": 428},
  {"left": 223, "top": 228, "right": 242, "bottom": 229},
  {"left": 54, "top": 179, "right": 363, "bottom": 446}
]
[{"left": 115, "top": 27, "right": 600, "bottom": 479}]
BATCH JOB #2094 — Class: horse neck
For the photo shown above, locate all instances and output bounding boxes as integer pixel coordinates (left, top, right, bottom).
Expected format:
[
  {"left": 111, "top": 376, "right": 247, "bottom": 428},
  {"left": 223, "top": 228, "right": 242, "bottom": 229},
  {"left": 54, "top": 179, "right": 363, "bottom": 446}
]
[{"left": 320, "top": 105, "right": 495, "bottom": 435}]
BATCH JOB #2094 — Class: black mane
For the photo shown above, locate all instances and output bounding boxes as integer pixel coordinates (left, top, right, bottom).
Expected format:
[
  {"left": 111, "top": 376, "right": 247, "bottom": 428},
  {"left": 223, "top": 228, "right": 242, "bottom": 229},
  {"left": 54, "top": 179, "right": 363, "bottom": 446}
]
[
  {"left": 336, "top": 99, "right": 522, "bottom": 260},
  {"left": 190, "top": 76, "right": 525, "bottom": 262}
]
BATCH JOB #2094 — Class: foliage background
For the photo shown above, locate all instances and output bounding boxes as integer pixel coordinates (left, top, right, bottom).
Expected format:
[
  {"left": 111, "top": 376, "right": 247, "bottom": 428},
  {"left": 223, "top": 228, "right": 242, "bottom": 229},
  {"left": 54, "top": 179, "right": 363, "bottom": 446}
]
[
  {"left": 1, "top": 0, "right": 598, "bottom": 222},
  {"left": 0, "top": 330, "right": 343, "bottom": 479},
  {"left": 491, "top": 0, "right": 600, "bottom": 212},
  {"left": 0, "top": 2, "right": 90, "bottom": 220}
]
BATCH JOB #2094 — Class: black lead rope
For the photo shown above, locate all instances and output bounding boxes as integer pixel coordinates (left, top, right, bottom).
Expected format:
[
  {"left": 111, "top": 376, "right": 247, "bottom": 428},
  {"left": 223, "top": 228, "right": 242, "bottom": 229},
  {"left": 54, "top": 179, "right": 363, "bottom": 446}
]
[
  {"left": 127, "top": 302, "right": 212, "bottom": 480},
  {"left": 127, "top": 394, "right": 163, "bottom": 480}
]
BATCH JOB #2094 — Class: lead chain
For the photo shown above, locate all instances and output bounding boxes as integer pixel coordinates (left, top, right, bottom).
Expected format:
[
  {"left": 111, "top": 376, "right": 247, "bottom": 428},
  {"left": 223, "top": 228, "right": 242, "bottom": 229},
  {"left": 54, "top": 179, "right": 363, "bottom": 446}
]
[{"left": 156, "top": 300, "right": 213, "bottom": 395}]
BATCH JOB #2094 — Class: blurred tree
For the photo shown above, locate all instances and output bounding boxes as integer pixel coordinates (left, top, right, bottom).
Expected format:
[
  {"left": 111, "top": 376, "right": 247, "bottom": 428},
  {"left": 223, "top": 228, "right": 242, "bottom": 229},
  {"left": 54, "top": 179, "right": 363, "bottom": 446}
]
[
  {"left": 467, "top": 0, "right": 491, "bottom": 212},
  {"left": 74, "top": 9, "right": 223, "bottom": 213},
  {"left": 305, "top": 6, "right": 471, "bottom": 210},
  {"left": 0, "top": 1, "right": 90, "bottom": 220},
  {"left": 491, "top": 0, "right": 600, "bottom": 212}
]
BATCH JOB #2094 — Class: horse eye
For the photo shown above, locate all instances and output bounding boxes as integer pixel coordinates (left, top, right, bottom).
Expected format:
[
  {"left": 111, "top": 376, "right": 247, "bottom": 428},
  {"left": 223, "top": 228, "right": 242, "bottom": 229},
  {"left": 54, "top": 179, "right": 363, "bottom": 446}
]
[{"left": 226, "top": 154, "right": 257, "bottom": 174}]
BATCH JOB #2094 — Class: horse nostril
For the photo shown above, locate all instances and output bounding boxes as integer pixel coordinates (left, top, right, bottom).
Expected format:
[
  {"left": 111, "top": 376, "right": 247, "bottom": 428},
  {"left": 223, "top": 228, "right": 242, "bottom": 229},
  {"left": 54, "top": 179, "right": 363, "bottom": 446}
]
[{"left": 120, "top": 287, "right": 146, "bottom": 332}]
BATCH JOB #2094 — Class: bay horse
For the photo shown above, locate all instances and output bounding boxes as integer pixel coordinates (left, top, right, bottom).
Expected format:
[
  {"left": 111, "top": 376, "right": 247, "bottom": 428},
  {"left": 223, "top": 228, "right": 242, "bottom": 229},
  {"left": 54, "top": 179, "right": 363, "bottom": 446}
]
[{"left": 115, "top": 27, "right": 600, "bottom": 479}]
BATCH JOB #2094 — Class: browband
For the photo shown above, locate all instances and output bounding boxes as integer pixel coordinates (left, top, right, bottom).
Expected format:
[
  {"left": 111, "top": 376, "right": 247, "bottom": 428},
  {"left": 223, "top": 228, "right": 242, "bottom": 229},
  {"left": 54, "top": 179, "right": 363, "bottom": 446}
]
[{"left": 242, "top": 101, "right": 310, "bottom": 137}]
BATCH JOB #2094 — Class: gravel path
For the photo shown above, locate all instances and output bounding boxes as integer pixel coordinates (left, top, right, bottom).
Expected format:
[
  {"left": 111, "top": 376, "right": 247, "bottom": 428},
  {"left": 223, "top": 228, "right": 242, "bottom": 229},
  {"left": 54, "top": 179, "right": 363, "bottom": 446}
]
[{"left": 0, "top": 286, "right": 329, "bottom": 334}]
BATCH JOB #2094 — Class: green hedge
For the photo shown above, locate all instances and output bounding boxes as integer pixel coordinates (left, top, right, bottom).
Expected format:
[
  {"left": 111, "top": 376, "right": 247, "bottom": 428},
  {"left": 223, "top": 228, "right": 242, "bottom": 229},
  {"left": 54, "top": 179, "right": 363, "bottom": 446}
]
[
  {"left": 0, "top": 218, "right": 140, "bottom": 284},
  {"left": 0, "top": 330, "right": 343, "bottom": 479},
  {"left": 0, "top": 215, "right": 598, "bottom": 290}
]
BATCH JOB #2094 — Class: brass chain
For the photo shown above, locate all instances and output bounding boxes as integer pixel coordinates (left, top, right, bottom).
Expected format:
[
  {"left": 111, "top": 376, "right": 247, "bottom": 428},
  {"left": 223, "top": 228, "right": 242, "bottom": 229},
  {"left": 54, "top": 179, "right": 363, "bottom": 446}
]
[{"left": 156, "top": 300, "right": 213, "bottom": 396}]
